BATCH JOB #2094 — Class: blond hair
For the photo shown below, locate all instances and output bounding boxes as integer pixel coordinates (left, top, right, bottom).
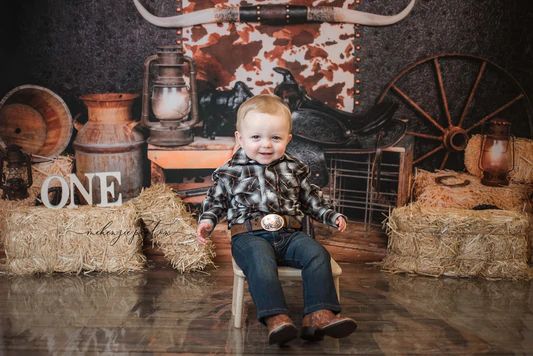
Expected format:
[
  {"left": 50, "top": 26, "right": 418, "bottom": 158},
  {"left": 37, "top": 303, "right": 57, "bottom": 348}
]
[{"left": 236, "top": 94, "right": 292, "bottom": 132}]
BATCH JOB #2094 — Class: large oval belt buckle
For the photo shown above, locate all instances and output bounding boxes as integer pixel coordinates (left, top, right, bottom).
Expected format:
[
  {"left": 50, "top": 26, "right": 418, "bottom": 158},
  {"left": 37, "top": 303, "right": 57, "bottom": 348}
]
[{"left": 261, "top": 214, "right": 285, "bottom": 232}]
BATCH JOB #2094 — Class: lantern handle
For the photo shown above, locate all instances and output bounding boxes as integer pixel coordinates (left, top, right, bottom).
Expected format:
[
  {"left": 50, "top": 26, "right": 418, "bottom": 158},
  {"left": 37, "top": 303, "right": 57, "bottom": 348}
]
[
  {"left": 141, "top": 54, "right": 159, "bottom": 128},
  {"left": 180, "top": 55, "right": 200, "bottom": 130},
  {"left": 477, "top": 134, "right": 488, "bottom": 173},
  {"left": 509, "top": 136, "right": 515, "bottom": 174}
]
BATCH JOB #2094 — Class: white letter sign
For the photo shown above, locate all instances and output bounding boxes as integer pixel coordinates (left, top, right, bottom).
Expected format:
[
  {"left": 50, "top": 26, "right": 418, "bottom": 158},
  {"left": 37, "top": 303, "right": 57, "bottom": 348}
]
[
  {"left": 40, "top": 171, "right": 123, "bottom": 209},
  {"left": 95, "top": 171, "right": 123, "bottom": 207}
]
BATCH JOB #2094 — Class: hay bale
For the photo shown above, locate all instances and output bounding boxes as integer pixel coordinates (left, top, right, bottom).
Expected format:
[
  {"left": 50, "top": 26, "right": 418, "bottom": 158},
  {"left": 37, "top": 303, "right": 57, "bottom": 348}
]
[
  {"left": 464, "top": 134, "right": 533, "bottom": 184},
  {"left": 413, "top": 169, "right": 533, "bottom": 262},
  {"left": 0, "top": 198, "right": 34, "bottom": 232},
  {"left": 131, "top": 184, "right": 215, "bottom": 273},
  {"left": 413, "top": 169, "right": 532, "bottom": 212},
  {"left": 0, "top": 198, "right": 35, "bottom": 263},
  {"left": 30, "top": 154, "right": 74, "bottom": 191},
  {"left": 3, "top": 203, "right": 145, "bottom": 274},
  {"left": 382, "top": 204, "right": 531, "bottom": 279},
  {"left": 0, "top": 156, "right": 72, "bottom": 237}
]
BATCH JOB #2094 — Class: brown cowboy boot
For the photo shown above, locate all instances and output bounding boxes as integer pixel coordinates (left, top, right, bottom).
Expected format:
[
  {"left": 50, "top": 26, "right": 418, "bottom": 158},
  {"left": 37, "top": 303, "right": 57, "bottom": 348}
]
[
  {"left": 265, "top": 313, "right": 298, "bottom": 345},
  {"left": 301, "top": 309, "right": 357, "bottom": 341}
]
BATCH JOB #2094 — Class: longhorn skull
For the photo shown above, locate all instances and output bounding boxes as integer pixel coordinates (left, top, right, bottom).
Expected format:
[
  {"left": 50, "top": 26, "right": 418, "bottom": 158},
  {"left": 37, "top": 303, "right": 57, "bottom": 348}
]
[{"left": 133, "top": 0, "right": 416, "bottom": 28}]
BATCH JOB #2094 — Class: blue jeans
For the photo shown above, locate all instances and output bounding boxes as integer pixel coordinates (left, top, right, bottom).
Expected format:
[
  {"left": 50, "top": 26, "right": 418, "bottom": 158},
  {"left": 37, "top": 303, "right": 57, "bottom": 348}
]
[{"left": 231, "top": 229, "right": 341, "bottom": 323}]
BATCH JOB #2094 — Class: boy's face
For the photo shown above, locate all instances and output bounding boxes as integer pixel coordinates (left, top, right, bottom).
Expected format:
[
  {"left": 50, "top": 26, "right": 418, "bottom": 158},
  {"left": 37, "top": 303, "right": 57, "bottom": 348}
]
[{"left": 235, "top": 111, "right": 292, "bottom": 165}]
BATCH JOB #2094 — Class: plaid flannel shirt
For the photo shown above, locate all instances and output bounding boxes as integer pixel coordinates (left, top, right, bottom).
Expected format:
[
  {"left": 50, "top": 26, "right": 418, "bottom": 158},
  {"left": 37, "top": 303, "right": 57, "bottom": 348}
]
[{"left": 199, "top": 148, "right": 343, "bottom": 228}]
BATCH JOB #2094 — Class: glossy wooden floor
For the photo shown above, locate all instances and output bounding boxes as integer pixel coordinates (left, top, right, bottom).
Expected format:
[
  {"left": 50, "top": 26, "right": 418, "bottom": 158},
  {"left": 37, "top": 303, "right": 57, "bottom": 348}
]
[{"left": 0, "top": 262, "right": 532, "bottom": 355}]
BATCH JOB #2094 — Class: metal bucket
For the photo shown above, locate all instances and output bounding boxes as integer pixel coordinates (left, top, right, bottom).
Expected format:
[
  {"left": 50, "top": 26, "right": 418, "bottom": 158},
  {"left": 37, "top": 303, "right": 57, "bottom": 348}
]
[
  {"left": 74, "top": 93, "right": 145, "bottom": 203},
  {"left": 0, "top": 85, "right": 73, "bottom": 158}
]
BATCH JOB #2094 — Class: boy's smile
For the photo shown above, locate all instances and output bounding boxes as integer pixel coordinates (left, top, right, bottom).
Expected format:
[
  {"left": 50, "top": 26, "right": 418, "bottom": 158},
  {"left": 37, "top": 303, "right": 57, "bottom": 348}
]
[{"left": 235, "top": 111, "right": 292, "bottom": 165}]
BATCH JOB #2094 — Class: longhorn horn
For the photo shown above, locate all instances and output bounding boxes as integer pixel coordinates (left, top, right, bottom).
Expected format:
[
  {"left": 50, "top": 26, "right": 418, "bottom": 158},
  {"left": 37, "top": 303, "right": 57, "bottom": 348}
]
[{"left": 133, "top": 0, "right": 416, "bottom": 28}]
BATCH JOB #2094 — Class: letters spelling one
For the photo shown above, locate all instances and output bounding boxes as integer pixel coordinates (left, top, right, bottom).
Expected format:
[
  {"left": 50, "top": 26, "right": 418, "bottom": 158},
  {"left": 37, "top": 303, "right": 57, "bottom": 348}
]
[{"left": 40, "top": 171, "right": 123, "bottom": 209}]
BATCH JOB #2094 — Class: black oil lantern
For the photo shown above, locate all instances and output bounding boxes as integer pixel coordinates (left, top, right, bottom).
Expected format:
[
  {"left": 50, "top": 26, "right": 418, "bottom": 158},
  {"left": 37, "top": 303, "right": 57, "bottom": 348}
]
[
  {"left": 478, "top": 118, "right": 515, "bottom": 187},
  {"left": 141, "top": 45, "right": 199, "bottom": 146},
  {"left": 0, "top": 144, "right": 33, "bottom": 200}
]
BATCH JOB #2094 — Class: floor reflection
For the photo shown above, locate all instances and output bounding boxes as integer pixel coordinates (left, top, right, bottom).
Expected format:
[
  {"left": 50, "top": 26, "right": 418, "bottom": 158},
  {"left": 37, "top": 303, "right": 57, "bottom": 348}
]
[
  {"left": 3, "top": 273, "right": 146, "bottom": 353},
  {"left": 374, "top": 273, "right": 533, "bottom": 354},
  {"left": 0, "top": 264, "right": 532, "bottom": 354},
  {"left": 1, "top": 269, "right": 222, "bottom": 354}
]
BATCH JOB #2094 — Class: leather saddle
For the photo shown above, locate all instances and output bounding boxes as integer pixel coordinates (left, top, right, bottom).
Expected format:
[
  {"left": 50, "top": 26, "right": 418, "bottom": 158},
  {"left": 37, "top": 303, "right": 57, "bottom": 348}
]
[
  {"left": 273, "top": 66, "right": 407, "bottom": 151},
  {"left": 274, "top": 67, "right": 407, "bottom": 187}
]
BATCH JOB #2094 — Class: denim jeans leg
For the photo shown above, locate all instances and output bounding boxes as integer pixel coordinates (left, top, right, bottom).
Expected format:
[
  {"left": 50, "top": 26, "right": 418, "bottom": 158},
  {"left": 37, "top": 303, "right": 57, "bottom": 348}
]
[
  {"left": 231, "top": 232, "right": 289, "bottom": 323},
  {"left": 282, "top": 231, "right": 341, "bottom": 315}
]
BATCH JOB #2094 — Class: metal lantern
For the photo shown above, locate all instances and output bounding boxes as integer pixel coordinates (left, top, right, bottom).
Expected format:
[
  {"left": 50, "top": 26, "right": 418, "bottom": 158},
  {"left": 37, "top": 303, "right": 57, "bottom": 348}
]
[
  {"left": 141, "top": 45, "right": 199, "bottom": 146},
  {"left": 0, "top": 144, "right": 33, "bottom": 200},
  {"left": 478, "top": 118, "right": 515, "bottom": 186}
]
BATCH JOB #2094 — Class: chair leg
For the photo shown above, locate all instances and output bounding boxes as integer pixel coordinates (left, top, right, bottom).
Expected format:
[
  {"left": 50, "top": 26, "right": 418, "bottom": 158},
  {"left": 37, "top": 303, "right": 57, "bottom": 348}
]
[
  {"left": 232, "top": 274, "right": 238, "bottom": 316},
  {"left": 234, "top": 275, "right": 245, "bottom": 328},
  {"left": 334, "top": 277, "right": 340, "bottom": 303}
]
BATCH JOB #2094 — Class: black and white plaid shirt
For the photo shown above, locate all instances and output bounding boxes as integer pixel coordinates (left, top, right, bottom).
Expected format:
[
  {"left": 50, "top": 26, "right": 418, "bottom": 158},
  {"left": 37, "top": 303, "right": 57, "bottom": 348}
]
[{"left": 200, "top": 148, "right": 343, "bottom": 228}]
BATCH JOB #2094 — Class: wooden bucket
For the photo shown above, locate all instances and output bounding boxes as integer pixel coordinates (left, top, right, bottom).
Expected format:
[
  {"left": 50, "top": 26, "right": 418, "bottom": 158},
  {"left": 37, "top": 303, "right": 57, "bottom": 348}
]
[{"left": 0, "top": 85, "right": 73, "bottom": 158}]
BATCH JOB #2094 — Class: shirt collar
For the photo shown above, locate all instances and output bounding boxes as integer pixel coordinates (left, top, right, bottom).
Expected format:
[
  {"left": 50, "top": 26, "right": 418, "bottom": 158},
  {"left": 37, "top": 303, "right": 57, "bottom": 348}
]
[{"left": 229, "top": 147, "right": 295, "bottom": 166}]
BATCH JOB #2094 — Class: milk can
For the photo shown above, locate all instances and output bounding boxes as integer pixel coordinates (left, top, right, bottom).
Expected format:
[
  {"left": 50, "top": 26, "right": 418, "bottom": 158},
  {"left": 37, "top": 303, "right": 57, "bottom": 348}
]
[{"left": 73, "top": 93, "right": 144, "bottom": 203}]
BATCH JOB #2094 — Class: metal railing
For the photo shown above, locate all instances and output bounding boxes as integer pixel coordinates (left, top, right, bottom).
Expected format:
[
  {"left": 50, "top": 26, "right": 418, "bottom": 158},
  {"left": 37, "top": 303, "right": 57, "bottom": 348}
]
[{"left": 323, "top": 145, "right": 412, "bottom": 232}]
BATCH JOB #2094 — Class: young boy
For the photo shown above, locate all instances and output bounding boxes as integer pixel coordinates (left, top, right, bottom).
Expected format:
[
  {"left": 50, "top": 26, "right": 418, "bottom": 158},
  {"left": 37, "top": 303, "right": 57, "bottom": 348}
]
[{"left": 197, "top": 94, "right": 357, "bottom": 345}]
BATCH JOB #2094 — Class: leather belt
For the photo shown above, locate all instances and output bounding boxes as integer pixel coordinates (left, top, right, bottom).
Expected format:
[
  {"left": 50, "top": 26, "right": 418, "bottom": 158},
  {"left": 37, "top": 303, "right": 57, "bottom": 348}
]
[{"left": 230, "top": 214, "right": 302, "bottom": 237}]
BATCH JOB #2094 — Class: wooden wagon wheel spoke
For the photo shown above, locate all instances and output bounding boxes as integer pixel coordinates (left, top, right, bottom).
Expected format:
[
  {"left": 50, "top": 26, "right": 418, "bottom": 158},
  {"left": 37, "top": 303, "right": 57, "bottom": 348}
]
[
  {"left": 439, "top": 152, "right": 450, "bottom": 170},
  {"left": 406, "top": 131, "right": 442, "bottom": 141},
  {"left": 458, "top": 61, "right": 486, "bottom": 128},
  {"left": 466, "top": 93, "right": 524, "bottom": 133},
  {"left": 433, "top": 58, "right": 453, "bottom": 127},
  {"left": 391, "top": 84, "right": 446, "bottom": 133},
  {"left": 413, "top": 144, "right": 444, "bottom": 165}
]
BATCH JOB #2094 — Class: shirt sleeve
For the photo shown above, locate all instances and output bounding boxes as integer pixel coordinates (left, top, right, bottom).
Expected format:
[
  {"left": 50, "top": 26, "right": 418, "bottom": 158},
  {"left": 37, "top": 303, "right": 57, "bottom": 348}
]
[
  {"left": 199, "top": 171, "right": 228, "bottom": 227},
  {"left": 298, "top": 165, "right": 345, "bottom": 228}
]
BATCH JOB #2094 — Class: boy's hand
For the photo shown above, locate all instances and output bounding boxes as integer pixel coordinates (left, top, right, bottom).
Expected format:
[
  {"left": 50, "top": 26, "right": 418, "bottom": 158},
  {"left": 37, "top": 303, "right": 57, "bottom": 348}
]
[
  {"left": 197, "top": 220, "right": 214, "bottom": 245},
  {"left": 336, "top": 216, "right": 347, "bottom": 232}
]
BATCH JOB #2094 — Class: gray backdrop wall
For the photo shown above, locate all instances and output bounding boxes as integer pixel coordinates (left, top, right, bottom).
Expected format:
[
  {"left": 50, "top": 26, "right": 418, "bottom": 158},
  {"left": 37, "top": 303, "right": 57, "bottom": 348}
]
[{"left": 0, "top": 0, "right": 532, "bottom": 169}]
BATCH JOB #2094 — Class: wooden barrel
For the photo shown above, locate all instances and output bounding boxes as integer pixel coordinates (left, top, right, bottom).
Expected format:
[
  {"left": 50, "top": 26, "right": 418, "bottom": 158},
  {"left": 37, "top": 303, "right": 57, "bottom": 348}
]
[
  {"left": 0, "top": 85, "right": 73, "bottom": 158},
  {"left": 74, "top": 93, "right": 145, "bottom": 203}
]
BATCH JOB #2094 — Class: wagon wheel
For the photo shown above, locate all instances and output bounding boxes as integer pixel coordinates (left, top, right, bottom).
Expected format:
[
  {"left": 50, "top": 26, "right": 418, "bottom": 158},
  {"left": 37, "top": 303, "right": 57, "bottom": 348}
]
[{"left": 378, "top": 53, "right": 533, "bottom": 170}]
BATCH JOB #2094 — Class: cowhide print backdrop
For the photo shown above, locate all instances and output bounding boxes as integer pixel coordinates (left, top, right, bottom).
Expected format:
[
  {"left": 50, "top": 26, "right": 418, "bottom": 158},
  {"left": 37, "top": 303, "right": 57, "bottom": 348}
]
[{"left": 182, "top": 0, "right": 357, "bottom": 112}]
